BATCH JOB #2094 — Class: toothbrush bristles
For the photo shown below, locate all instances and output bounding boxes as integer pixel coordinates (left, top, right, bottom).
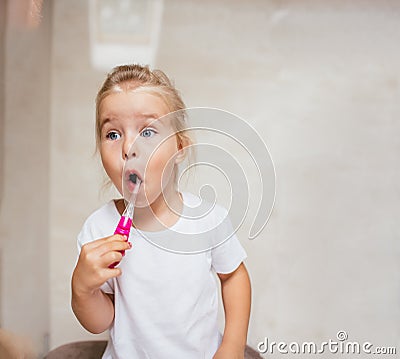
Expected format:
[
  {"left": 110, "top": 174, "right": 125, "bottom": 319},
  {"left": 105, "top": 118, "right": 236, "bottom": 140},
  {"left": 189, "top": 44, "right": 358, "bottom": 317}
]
[{"left": 129, "top": 173, "right": 138, "bottom": 183}]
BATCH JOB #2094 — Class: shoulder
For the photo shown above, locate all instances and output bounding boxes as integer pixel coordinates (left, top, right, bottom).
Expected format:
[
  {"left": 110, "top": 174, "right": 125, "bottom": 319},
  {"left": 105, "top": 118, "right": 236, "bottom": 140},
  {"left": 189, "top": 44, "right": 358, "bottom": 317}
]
[
  {"left": 83, "top": 200, "right": 117, "bottom": 228},
  {"left": 77, "top": 200, "right": 119, "bottom": 247}
]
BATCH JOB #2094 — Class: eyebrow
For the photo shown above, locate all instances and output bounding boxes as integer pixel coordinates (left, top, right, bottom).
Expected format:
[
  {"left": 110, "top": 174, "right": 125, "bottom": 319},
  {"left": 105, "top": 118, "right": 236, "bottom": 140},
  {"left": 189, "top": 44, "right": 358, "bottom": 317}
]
[
  {"left": 99, "top": 118, "right": 117, "bottom": 133},
  {"left": 139, "top": 113, "right": 162, "bottom": 120},
  {"left": 99, "top": 113, "right": 164, "bottom": 131}
]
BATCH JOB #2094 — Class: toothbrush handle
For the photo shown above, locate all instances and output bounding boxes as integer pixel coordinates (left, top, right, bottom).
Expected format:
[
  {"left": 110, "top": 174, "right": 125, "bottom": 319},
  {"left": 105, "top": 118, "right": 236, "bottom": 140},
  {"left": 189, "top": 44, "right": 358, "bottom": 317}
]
[
  {"left": 109, "top": 216, "right": 132, "bottom": 268},
  {"left": 114, "top": 215, "right": 132, "bottom": 237}
]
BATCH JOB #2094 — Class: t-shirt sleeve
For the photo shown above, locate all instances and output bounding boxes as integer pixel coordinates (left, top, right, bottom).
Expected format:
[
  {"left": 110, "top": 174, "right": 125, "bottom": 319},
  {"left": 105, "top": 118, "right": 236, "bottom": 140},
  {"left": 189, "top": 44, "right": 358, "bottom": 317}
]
[
  {"left": 77, "top": 218, "right": 115, "bottom": 294},
  {"left": 211, "top": 209, "right": 247, "bottom": 274}
]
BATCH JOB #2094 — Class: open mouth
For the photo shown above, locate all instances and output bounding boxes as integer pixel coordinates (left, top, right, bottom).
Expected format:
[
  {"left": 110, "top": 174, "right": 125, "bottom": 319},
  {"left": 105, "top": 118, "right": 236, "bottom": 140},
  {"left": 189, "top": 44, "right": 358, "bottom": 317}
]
[
  {"left": 125, "top": 170, "right": 142, "bottom": 194},
  {"left": 129, "top": 173, "right": 139, "bottom": 184}
]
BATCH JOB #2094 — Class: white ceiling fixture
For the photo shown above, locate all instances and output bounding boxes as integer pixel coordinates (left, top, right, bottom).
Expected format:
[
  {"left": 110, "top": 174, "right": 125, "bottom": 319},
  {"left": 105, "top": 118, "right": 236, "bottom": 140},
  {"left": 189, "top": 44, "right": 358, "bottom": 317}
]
[{"left": 89, "top": 0, "right": 164, "bottom": 70}]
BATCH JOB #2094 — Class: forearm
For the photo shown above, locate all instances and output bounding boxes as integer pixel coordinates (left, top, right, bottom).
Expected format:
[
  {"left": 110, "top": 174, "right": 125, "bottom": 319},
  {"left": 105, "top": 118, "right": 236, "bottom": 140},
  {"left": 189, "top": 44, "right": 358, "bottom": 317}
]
[
  {"left": 220, "top": 263, "right": 251, "bottom": 350},
  {"left": 71, "top": 284, "right": 115, "bottom": 334},
  {"left": 71, "top": 234, "right": 130, "bottom": 334}
]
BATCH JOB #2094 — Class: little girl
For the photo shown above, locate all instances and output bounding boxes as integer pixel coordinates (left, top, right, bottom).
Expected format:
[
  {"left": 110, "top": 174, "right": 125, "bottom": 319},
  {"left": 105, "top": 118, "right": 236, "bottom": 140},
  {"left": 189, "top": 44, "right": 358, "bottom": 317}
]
[{"left": 71, "top": 64, "right": 251, "bottom": 359}]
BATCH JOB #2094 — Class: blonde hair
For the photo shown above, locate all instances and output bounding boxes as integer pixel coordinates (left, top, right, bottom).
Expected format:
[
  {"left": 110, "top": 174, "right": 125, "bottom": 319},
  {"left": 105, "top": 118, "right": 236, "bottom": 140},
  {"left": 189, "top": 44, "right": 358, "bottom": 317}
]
[{"left": 95, "top": 64, "right": 191, "bottom": 151}]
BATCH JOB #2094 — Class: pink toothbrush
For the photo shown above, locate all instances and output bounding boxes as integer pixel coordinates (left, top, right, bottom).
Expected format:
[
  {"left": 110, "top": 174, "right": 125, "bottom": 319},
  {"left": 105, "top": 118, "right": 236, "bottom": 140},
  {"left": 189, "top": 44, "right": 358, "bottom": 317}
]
[{"left": 109, "top": 177, "right": 141, "bottom": 268}]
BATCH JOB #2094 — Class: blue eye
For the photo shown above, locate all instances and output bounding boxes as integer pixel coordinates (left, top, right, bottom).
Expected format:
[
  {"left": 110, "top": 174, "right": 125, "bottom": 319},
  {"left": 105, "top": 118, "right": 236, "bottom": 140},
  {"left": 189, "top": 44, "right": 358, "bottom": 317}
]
[
  {"left": 106, "top": 131, "right": 120, "bottom": 141},
  {"left": 141, "top": 128, "right": 156, "bottom": 138}
]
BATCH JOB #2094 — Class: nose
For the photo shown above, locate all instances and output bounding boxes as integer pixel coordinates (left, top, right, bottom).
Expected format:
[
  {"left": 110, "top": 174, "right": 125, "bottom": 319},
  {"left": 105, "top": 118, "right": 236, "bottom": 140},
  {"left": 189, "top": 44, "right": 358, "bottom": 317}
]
[{"left": 123, "top": 135, "right": 138, "bottom": 160}]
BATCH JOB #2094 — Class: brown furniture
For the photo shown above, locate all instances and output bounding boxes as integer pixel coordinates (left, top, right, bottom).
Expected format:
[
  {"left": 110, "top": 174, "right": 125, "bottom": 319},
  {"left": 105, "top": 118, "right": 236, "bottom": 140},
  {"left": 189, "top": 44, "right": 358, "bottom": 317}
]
[{"left": 44, "top": 340, "right": 262, "bottom": 358}]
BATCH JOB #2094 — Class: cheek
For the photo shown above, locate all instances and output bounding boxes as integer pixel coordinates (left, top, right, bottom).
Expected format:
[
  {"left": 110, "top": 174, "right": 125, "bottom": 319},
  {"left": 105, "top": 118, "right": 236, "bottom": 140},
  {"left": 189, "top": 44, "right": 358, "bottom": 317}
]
[
  {"left": 100, "top": 152, "right": 112, "bottom": 177},
  {"left": 145, "top": 141, "right": 177, "bottom": 183},
  {"left": 100, "top": 147, "right": 123, "bottom": 190},
  {"left": 147, "top": 152, "right": 174, "bottom": 179}
]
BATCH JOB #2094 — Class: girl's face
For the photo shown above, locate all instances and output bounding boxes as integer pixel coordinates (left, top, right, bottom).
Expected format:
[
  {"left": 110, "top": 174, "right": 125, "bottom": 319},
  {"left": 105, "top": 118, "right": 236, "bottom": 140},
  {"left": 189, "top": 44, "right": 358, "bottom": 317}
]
[{"left": 99, "top": 90, "right": 182, "bottom": 207}]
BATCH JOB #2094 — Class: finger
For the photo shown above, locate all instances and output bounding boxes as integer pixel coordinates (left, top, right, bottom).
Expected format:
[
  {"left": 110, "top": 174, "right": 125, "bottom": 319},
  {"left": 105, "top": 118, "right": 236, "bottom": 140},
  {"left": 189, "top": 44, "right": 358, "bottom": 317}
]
[
  {"left": 100, "top": 250, "right": 124, "bottom": 268},
  {"left": 99, "top": 267, "right": 123, "bottom": 282},
  {"left": 82, "top": 234, "right": 127, "bottom": 252},
  {"left": 97, "top": 240, "right": 132, "bottom": 258},
  {"left": 79, "top": 240, "right": 131, "bottom": 273}
]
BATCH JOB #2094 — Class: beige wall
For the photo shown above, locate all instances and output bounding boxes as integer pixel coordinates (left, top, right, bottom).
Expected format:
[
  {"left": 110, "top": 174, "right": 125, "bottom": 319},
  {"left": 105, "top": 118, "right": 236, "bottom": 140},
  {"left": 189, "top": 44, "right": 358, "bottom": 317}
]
[
  {"left": 0, "top": 0, "right": 399, "bottom": 356},
  {"left": 0, "top": 0, "right": 5, "bottom": 330},
  {"left": 49, "top": 0, "right": 112, "bottom": 346},
  {"left": 0, "top": 0, "right": 51, "bottom": 355},
  {"left": 0, "top": 0, "right": 5, "bottom": 208}
]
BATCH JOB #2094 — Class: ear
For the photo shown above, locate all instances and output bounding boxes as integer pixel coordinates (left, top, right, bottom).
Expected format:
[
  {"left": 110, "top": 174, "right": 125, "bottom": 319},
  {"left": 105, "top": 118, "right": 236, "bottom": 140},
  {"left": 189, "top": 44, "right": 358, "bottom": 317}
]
[{"left": 174, "top": 136, "right": 190, "bottom": 165}]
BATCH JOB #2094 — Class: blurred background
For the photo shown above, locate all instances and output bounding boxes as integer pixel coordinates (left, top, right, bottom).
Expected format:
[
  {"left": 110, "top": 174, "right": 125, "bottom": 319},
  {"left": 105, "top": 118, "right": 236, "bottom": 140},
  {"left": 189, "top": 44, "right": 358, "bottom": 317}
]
[{"left": 0, "top": 0, "right": 399, "bottom": 357}]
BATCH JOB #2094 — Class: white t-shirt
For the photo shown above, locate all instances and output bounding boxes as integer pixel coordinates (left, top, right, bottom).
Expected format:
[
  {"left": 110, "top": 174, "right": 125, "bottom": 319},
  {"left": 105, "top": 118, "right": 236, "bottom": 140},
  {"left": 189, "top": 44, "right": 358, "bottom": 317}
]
[{"left": 77, "top": 192, "right": 247, "bottom": 359}]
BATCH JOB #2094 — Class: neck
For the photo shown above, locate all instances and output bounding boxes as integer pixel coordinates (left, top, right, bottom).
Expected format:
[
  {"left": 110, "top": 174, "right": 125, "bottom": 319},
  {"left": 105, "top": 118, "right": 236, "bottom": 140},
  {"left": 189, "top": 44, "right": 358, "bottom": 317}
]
[{"left": 133, "top": 182, "right": 183, "bottom": 232}]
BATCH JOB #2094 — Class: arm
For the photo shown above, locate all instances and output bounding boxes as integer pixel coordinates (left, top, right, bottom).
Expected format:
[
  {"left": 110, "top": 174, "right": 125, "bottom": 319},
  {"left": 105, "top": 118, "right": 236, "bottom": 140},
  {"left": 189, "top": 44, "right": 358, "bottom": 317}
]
[
  {"left": 214, "top": 263, "right": 251, "bottom": 359},
  {"left": 71, "top": 235, "right": 131, "bottom": 334}
]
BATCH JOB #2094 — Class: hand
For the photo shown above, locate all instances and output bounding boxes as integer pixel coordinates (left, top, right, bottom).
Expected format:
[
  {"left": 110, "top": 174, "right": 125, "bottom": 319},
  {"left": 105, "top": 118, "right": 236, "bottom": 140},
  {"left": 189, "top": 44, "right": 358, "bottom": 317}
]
[
  {"left": 72, "top": 235, "right": 132, "bottom": 296},
  {"left": 213, "top": 344, "right": 244, "bottom": 359}
]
